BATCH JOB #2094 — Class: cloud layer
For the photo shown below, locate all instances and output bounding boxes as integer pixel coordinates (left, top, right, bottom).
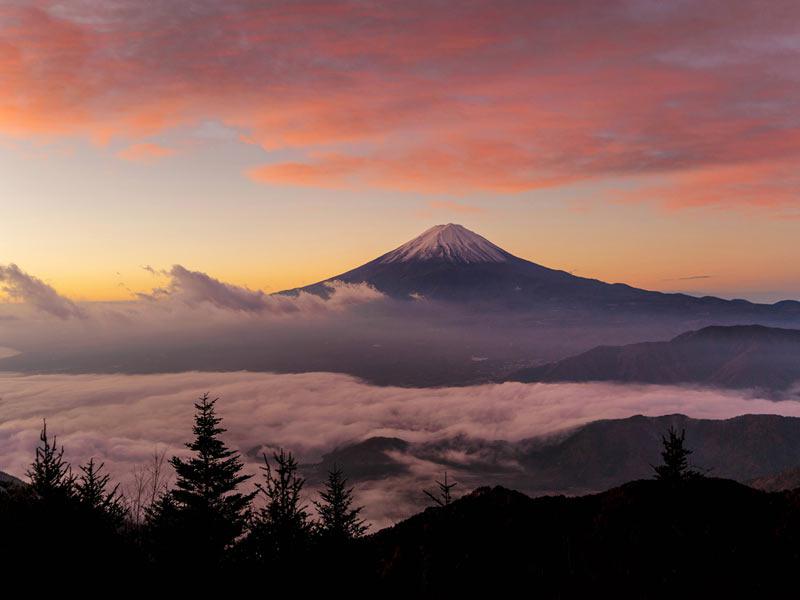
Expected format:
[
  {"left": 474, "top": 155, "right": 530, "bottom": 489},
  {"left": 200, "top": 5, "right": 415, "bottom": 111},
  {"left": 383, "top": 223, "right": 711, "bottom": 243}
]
[
  {"left": 138, "top": 265, "right": 383, "bottom": 314},
  {"left": 2, "top": 370, "right": 800, "bottom": 525},
  {"left": 0, "top": 263, "right": 85, "bottom": 319},
  {"left": 2, "top": 1, "right": 800, "bottom": 210},
  {"left": 0, "top": 262, "right": 382, "bottom": 322}
]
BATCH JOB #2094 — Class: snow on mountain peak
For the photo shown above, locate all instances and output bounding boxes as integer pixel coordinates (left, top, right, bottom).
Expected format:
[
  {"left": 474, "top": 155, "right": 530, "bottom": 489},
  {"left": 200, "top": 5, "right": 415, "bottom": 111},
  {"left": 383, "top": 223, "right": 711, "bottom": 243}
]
[{"left": 379, "top": 224, "right": 510, "bottom": 264}]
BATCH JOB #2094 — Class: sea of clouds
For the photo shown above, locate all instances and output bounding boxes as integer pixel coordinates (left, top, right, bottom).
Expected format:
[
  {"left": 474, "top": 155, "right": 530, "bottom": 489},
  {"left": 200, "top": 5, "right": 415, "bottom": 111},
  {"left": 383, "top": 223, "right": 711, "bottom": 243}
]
[{"left": 3, "top": 371, "right": 800, "bottom": 526}]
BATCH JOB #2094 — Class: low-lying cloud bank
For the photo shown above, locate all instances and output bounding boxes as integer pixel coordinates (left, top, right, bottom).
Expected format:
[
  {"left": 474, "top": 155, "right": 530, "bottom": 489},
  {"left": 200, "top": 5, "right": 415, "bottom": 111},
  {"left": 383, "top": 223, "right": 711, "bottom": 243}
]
[
  {"left": 0, "top": 264, "right": 86, "bottom": 320},
  {"left": 136, "top": 265, "right": 383, "bottom": 314},
  {"left": 0, "top": 262, "right": 383, "bottom": 322},
  {"left": 2, "top": 371, "right": 800, "bottom": 526},
  {"left": 0, "top": 263, "right": 403, "bottom": 379}
]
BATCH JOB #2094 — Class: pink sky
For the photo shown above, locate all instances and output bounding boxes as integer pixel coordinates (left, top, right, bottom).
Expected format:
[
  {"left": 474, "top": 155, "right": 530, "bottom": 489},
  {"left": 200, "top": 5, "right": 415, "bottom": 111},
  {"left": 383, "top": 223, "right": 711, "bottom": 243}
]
[{"left": 1, "top": 1, "right": 799, "bottom": 300}]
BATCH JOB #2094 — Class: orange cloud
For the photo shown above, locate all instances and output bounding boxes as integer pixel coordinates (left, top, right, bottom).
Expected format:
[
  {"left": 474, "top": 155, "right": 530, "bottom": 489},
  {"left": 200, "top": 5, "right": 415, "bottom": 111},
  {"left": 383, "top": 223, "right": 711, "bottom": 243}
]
[
  {"left": 248, "top": 140, "right": 588, "bottom": 194},
  {"left": 247, "top": 153, "right": 368, "bottom": 189},
  {"left": 615, "top": 159, "right": 800, "bottom": 213},
  {"left": 2, "top": 1, "right": 800, "bottom": 210},
  {"left": 117, "top": 142, "right": 176, "bottom": 163}
]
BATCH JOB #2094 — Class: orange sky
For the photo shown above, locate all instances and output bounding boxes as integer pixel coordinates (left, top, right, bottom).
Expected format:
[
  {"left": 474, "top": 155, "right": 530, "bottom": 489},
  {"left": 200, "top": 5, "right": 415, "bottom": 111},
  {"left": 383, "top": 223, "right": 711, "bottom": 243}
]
[{"left": 1, "top": 1, "right": 799, "bottom": 302}]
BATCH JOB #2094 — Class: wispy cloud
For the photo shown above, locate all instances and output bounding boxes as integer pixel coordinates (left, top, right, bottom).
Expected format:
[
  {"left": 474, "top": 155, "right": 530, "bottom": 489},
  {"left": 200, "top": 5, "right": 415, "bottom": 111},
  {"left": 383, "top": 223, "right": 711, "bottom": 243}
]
[{"left": 663, "top": 275, "right": 713, "bottom": 281}]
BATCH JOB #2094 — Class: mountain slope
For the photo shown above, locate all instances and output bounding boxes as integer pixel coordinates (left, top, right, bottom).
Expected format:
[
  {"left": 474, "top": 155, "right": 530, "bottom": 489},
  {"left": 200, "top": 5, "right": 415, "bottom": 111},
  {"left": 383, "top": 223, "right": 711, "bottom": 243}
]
[
  {"left": 750, "top": 466, "right": 800, "bottom": 492},
  {"left": 0, "top": 471, "right": 24, "bottom": 494},
  {"left": 290, "top": 223, "right": 800, "bottom": 318},
  {"left": 301, "top": 414, "right": 800, "bottom": 497},
  {"left": 510, "top": 324, "right": 800, "bottom": 392}
]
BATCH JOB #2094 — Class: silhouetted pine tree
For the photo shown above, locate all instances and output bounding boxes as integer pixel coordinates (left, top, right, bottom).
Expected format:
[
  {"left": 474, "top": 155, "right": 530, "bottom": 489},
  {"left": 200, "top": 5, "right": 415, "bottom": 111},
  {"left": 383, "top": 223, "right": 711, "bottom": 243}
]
[
  {"left": 144, "top": 490, "right": 183, "bottom": 561},
  {"left": 76, "top": 458, "right": 127, "bottom": 525},
  {"left": 27, "top": 419, "right": 74, "bottom": 501},
  {"left": 152, "top": 393, "right": 254, "bottom": 566},
  {"left": 314, "top": 465, "right": 368, "bottom": 542},
  {"left": 20, "top": 421, "right": 139, "bottom": 575},
  {"left": 248, "top": 448, "right": 311, "bottom": 565},
  {"left": 424, "top": 472, "right": 458, "bottom": 507},
  {"left": 654, "top": 426, "right": 701, "bottom": 483}
]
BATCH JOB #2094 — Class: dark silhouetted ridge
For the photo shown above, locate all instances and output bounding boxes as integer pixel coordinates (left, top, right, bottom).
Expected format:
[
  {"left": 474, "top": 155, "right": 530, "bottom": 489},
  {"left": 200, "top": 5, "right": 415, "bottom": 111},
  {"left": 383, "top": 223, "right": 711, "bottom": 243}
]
[{"left": 511, "top": 324, "right": 800, "bottom": 392}]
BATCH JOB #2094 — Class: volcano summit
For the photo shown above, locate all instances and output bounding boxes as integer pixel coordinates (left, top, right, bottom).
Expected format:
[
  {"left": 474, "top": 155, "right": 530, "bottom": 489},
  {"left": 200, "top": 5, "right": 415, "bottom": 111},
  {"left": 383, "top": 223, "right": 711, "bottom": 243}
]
[{"left": 379, "top": 223, "right": 510, "bottom": 264}]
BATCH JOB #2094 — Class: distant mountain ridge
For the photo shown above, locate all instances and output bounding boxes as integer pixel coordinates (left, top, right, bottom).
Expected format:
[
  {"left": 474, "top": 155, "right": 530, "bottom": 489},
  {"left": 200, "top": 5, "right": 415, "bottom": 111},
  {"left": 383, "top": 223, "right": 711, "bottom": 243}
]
[
  {"left": 306, "top": 413, "right": 800, "bottom": 496},
  {"left": 750, "top": 466, "right": 800, "bottom": 492},
  {"left": 510, "top": 324, "right": 800, "bottom": 393}
]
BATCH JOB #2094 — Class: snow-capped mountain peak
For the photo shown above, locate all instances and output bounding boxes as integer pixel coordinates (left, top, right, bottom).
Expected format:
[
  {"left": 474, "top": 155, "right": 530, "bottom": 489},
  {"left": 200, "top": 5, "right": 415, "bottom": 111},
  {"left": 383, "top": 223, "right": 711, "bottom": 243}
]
[{"left": 379, "top": 224, "right": 510, "bottom": 264}]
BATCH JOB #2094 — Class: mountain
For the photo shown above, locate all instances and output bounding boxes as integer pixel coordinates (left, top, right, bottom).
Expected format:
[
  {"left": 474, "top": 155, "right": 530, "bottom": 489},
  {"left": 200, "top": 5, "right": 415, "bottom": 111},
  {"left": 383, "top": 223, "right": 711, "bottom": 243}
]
[
  {"left": 3, "top": 224, "right": 798, "bottom": 386},
  {"left": 750, "top": 466, "right": 800, "bottom": 492},
  {"left": 365, "top": 479, "right": 800, "bottom": 595},
  {"left": 516, "top": 413, "right": 800, "bottom": 491},
  {"left": 292, "top": 223, "right": 800, "bottom": 318},
  {"left": 510, "top": 324, "right": 800, "bottom": 393},
  {"left": 305, "top": 436, "right": 409, "bottom": 483},
  {"left": 303, "top": 414, "right": 800, "bottom": 496}
]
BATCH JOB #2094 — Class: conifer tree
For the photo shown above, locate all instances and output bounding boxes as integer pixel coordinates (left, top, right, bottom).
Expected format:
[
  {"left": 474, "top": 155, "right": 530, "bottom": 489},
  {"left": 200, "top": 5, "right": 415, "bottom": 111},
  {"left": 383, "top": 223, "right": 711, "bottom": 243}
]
[
  {"left": 27, "top": 419, "right": 74, "bottom": 500},
  {"left": 75, "top": 458, "right": 127, "bottom": 525},
  {"left": 165, "top": 393, "right": 255, "bottom": 563},
  {"left": 250, "top": 448, "right": 311, "bottom": 562},
  {"left": 424, "top": 472, "right": 458, "bottom": 507},
  {"left": 144, "top": 489, "right": 182, "bottom": 557},
  {"left": 654, "top": 426, "right": 701, "bottom": 483},
  {"left": 313, "top": 464, "right": 368, "bottom": 542}
]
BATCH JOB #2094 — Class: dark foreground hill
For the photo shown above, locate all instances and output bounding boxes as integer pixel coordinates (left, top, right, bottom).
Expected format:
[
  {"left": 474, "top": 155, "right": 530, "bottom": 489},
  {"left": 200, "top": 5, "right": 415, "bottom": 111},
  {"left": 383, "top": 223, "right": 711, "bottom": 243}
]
[
  {"left": 510, "top": 324, "right": 800, "bottom": 394},
  {"left": 7, "top": 430, "right": 800, "bottom": 597},
  {"left": 5, "top": 469, "right": 800, "bottom": 595},
  {"left": 364, "top": 479, "right": 800, "bottom": 596}
]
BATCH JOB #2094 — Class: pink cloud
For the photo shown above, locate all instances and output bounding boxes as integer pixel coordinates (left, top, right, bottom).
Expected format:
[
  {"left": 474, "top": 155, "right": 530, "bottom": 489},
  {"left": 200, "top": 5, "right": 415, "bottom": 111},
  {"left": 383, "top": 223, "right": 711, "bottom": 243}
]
[
  {"left": 2, "top": 1, "right": 800, "bottom": 209},
  {"left": 613, "top": 159, "right": 800, "bottom": 213}
]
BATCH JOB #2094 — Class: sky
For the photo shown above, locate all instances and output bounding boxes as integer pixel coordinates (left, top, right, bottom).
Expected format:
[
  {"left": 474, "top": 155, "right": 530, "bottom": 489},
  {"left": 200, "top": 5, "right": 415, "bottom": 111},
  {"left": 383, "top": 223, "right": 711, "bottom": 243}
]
[{"left": 2, "top": 0, "right": 799, "bottom": 302}]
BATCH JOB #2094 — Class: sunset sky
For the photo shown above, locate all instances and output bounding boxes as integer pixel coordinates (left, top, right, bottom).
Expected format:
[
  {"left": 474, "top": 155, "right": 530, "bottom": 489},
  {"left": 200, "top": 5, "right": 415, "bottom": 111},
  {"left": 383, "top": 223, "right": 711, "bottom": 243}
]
[{"left": 2, "top": 0, "right": 799, "bottom": 302}]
